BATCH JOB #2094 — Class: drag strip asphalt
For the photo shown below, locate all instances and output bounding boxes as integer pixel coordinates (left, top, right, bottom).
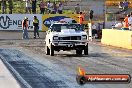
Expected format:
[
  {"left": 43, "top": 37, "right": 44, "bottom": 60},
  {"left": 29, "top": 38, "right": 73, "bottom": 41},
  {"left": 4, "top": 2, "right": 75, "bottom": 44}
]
[{"left": 0, "top": 40, "right": 131, "bottom": 88}]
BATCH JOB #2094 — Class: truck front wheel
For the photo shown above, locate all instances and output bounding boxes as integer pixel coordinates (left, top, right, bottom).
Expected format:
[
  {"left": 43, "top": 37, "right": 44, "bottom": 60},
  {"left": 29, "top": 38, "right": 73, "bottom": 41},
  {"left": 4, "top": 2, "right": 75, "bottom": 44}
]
[
  {"left": 50, "top": 44, "right": 54, "bottom": 56},
  {"left": 84, "top": 44, "right": 88, "bottom": 55},
  {"left": 76, "top": 49, "right": 82, "bottom": 55}
]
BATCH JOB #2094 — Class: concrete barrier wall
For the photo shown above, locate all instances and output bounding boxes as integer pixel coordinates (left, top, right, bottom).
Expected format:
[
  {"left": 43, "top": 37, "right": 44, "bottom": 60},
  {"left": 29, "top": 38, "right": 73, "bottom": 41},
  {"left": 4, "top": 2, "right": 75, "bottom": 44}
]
[{"left": 101, "top": 29, "right": 132, "bottom": 49}]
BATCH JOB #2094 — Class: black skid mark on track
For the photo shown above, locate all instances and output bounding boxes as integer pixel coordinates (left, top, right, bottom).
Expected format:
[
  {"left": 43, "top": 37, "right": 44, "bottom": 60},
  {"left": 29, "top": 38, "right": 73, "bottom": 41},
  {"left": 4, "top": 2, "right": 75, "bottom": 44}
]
[{"left": 0, "top": 49, "right": 68, "bottom": 88}]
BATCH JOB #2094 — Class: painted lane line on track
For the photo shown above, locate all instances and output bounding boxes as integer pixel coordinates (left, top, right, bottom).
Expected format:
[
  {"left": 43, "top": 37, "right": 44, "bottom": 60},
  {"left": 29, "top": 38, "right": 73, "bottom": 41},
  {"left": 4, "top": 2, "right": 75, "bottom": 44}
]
[{"left": 0, "top": 54, "right": 32, "bottom": 88}]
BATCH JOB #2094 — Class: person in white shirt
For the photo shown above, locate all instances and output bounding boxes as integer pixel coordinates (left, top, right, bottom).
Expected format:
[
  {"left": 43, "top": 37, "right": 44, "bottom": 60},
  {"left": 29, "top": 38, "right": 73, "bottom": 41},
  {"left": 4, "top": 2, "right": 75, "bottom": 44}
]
[
  {"left": 58, "top": 2, "right": 63, "bottom": 14},
  {"left": 47, "top": 1, "right": 53, "bottom": 14},
  {"left": 92, "top": 23, "right": 98, "bottom": 39},
  {"left": 128, "top": 12, "right": 132, "bottom": 30},
  {"left": 26, "top": 0, "right": 31, "bottom": 13}
]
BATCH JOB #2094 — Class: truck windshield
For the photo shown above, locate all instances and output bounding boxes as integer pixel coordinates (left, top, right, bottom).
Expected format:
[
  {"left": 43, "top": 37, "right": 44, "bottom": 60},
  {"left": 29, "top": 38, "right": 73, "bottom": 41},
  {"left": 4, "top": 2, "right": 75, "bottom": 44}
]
[{"left": 50, "top": 24, "right": 83, "bottom": 32}]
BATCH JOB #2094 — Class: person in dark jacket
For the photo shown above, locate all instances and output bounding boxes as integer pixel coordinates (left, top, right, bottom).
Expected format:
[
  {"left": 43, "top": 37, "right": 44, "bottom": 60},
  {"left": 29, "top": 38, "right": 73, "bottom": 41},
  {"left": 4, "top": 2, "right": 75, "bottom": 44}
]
[
  {"left": 32, "top": 0, "right": 37, "bottom": 14},
  {"left": 33, "top": 16, "right": 40, "bottom": 39},
  {"left": 2, "top": 0, "right": 7, "bottom": 14},
  {"left": 8, "top": 0, "right": 13, "bottom": 14}
]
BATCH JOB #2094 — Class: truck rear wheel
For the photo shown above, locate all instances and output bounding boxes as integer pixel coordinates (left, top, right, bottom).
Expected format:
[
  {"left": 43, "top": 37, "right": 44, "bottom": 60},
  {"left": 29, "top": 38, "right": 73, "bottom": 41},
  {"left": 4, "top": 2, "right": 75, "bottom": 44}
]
[
  {"left": 50, "top": 44, "right": 54, "bottom": 56},
  {"left": 76, "top": 49, "right": 82, "bottom": 55},
  {"left": 84, "top": 44, "right": 88, "bottom": 55},
  {"left": 46, "top": 46, "right": 50, "bottom": 55}
]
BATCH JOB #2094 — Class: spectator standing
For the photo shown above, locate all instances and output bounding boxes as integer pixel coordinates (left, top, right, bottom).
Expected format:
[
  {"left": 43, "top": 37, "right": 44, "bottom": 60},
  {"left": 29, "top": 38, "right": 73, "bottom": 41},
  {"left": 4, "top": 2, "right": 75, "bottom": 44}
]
[
  {"left": 128, "top": 12, "right": 132, "bottom": 30},
  {"left": 121, "top": 14, "right": 129, "bottom": 30},
  {"left": 75, "top": 4, "right": 80, "bottom": 14},
  {"left": 22, "top": 17, "right": 29, "bottom": 39},
  {"left": 2, "top": 0, "right": 6, "bottom": 14},
  {"left": 119, "top": 1, "right": 124, "bottom": 9},
  {"left": 92, "top": 23, "right": 98, "bottom": 39},
  {"left": 89, "top": 10, "right": 94, "bottom": 22},
  {"left": 123, "top": 0, "right": 129, "bottom": 11},
  {"left": 8, "top": 0, "right": 13, "bottom": 14},
  {"left": 40, "top": 0, "right": 45, "bottom": 14},
  {"left": 47, "top": 1, "right": 52, "bottom": 14},
  {"left": 26, "top": 0, "right": 31, "bottom": 14},
  {"left": 32, "top": 0, "right": 37, "bottom": 14},
  {"left": 33, "top": 16, "right": 40, "bottom": 39},
  {"left": 78, "top": 12, "right": 84, "bottom": 30},
  {"left": 52, "top": 2, "right": 57, "bottom": 14},
  {"left": 97, "top": 23, "right": 102, "bottom": 39},
  {"left": 58, "top": 2, "right": 63, "bottom": 14}
]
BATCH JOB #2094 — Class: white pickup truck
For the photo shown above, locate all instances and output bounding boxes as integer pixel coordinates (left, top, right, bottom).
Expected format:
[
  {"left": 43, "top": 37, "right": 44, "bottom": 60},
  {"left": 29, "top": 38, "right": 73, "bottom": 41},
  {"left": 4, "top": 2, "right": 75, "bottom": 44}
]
[{"left": 45, "top": 23, "right": 88, "bottom": 56}]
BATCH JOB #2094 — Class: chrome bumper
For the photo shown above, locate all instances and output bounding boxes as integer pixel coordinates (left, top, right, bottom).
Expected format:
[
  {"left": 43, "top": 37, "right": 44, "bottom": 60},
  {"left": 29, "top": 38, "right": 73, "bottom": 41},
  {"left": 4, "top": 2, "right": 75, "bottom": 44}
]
[{"left": 52, "top": 40, "right": 88, "bottom": 46}]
